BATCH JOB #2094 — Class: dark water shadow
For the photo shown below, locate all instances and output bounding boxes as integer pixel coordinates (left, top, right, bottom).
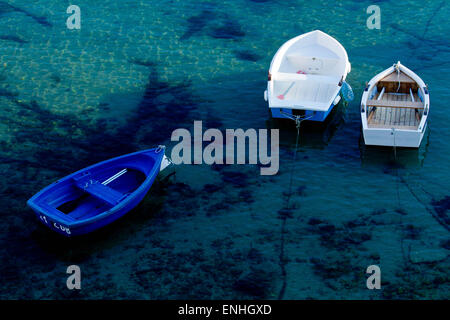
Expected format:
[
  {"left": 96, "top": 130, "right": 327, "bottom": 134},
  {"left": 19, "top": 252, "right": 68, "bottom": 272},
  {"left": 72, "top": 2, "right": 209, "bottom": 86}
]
[
  {"left": 29, "top": 177, "right": 172, "bottom": 263},
  {"left": 359, "top": 132, "right": 429, "bottom": 171},
  {"left": 180, "top": 5, "right": 245, "bottom": 41},
  {"left": 2, "top": 61, "right": 201, "bottom": 262},
  {"left": 0, "top": 1, "right": 52, "bottom": 27},
  {"left": 265, "top": 102, "right": 347, "bottom": 150}
]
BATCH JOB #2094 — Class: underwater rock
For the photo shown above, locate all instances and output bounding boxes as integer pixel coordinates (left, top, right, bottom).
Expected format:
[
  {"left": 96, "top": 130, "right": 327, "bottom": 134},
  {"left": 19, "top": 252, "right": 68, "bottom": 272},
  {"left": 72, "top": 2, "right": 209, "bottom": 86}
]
[
  {"left": 0, "top": 1, "right": 51, "bottom": 27},
  {"left": 395, "top": 208, "right": 408, "bottom": 215},
  {"left": 0, "top": 1, "right": 14, "bottom": 16},
  {"left": 277, "top": 207, "right": 294, "bottom": 219},
  {"left": 431, "top": 196, "right": 450, "bottom": 225},
  {"left": 308, "top": 217, "right": 323, "bottom": 225},
  {"left": 180, "top": 9, "right": 214, "bottom": 40},
  {"left": 372, "top": 208, "right": 387, "bottom": 215},
  {"left": 128, "top": 58, "right": 155, "bottom": 67},
  {"left": 234, "top": 50, "right": 261, "bottom": 62},
  {"left": 233, "top": 267, "right": 272, "bottom": 298},
  {"left": 238, "top": 189, "right": 254, "bottom": 204},
  {"left": 410, "top": 246, "right": 448, "bottom": 264},
  {"left": 344, "top": 217, "right": 367, "bottom": 228},
  {"left": 318, "top": 224, "right": 336, "bottom": 234},
  {"left": 220, "top": 170, "right": 248, "bottom": 187},
  {"left": 247, "top": 247, "right": 264, "bottom": 264},
  {"left": 0, "top": 35, "right": 28, "bottom": 44},
  {"left": 168, "top": 182, "right": 193, "bottom": 196},
  {"left": 206, "top": 202, "right": 230, "bottom": 216},
  {"left": 50, "top": 73, "right": 61, "bottom": 84},
  {"left": 203, "top": 117, "right": 223, "bottom": 129},
  {"left": 202, "top": 183, "right": 222, "bottom": 194},
  {"left": 345, "top": 231, "right": 371, "bottom": 245},
  {"left": 308, "top": 219, "right": 372, "bottom": 250},
  {"left": 296, "top": 185, "right": 306, "bottom": 196},
  {"left": 441, "top": 239, "right": 450, "bottom": 250},
  {"left": 209, "top": 20, "right": 245, "bottom": 40},
  {"left": 310, "top": 255, "right": 353, "bottom": 279},
  {"left": 403, "top": 224, "right": 422, "bottom": 240},
  {"left": 0, "top": 88, "right": 18, "bottom": 99}
]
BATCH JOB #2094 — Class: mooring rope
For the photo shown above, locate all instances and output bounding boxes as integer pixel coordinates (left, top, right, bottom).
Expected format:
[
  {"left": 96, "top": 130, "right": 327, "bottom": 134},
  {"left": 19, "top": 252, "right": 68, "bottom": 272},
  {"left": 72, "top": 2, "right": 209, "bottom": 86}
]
[
  {"left": 277, "top": 115, "right": 309, "bottom": 300},
  {"left": 286, "top": 117, "right": 302, "bottom": 207},
  {"left": 392, "top": 129, "right": 401, "bottom": 207},
  {"left": 400, "top": 174, "right": 450, "bottom": 232}
]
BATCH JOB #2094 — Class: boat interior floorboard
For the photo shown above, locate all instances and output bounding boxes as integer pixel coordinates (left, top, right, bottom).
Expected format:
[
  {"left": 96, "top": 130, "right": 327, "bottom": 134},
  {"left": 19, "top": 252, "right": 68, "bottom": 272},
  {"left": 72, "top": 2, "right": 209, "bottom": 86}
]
[{"left": 367, "top": 91, "right": 422, "bottom": 129}]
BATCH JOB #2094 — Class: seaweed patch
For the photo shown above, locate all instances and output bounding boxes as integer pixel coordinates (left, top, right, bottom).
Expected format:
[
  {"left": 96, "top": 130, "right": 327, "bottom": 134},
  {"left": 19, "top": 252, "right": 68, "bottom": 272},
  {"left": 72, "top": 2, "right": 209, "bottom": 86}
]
[
  {"left": 0, "top": 1, "right": 52, "bottom": 27},
  {"left": 234, "top": 50, "right": 261, "bottom": 62},
  {"left": 0, "top": 35, "right": 28, "bottom": 44},
  {"left": 431, "top": 196, "right": 450, "bottom": 226},
  {"left": 128, "top": 58, "right": 156, "bottom": 67},
  {"left": 180, "top": 9, "right": 215, "bottom": 41},
  {"left": 0, "top": 87, "right": 18, "bottom": 99},
  {"left": 209, "top": 19, "right": 245, "bottom": 40}
]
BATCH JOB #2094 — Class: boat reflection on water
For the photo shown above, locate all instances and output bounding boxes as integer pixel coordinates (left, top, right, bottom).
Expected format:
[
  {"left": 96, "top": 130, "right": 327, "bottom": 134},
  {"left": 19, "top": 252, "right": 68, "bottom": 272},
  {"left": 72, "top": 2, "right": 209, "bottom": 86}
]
[
  {"left": 266, "top": 102, "right": 346, "bottom": 150},
  {"left": 359, "top": 130, "right": 430, "bottom": 170}
]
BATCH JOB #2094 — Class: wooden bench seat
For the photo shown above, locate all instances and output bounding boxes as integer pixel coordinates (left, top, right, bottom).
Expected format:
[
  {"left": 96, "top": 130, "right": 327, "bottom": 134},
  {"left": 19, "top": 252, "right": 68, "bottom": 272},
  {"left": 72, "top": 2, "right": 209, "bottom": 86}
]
[{"left": 367, "top": 99, "right": 424, "bottom": 109}]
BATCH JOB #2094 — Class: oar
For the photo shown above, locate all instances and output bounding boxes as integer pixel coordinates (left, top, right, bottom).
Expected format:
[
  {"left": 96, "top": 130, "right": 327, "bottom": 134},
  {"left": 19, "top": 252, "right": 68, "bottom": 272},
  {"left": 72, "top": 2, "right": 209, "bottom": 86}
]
[
  {"left": 277, "top": 70, "right": 305, "bottom": 100},
  {"left": 277, "top": 82, "right": 295, "bottom": 100},
  {"left": 102, "top": 169, "right": 127, "bottom": 185}
]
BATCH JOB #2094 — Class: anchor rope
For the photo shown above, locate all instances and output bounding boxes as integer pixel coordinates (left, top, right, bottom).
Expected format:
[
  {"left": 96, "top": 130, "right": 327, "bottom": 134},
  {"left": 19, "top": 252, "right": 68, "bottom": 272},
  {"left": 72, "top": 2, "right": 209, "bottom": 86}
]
[
  {"left": 391, "top": 128, "right": 402, "bottom": 207},
  {"left": 391, "top": 135, "right": 449, "bottom": 232},
  {"left": 277, "top": 115, "right": 308, "bottom": 300},
  {"left": 400, "top": 174, "right": 450, "bottom": 232}
]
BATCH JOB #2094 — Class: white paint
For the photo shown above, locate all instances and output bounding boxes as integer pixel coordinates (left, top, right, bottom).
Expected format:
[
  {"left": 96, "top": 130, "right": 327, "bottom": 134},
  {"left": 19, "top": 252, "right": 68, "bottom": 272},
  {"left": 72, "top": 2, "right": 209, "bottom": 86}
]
[
  {"left": 266, "top": 30, "right": 351, "bottom": 113},
  {"left": 360, "top": 62, "right": 429, "bottom": 148}
]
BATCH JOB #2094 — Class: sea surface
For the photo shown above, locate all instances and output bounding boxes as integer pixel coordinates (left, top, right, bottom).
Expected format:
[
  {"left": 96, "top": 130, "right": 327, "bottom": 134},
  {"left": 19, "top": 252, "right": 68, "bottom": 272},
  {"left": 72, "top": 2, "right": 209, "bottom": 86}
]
[{"left": 0, "top": 0, "right": 449, "bottom": 299}]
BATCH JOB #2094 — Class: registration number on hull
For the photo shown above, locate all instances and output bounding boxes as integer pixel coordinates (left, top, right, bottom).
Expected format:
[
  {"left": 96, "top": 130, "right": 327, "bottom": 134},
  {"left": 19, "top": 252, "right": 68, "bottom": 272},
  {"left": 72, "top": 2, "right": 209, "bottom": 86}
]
[{"left": 39, "top": 215, "right": 71, "bottom": 235}]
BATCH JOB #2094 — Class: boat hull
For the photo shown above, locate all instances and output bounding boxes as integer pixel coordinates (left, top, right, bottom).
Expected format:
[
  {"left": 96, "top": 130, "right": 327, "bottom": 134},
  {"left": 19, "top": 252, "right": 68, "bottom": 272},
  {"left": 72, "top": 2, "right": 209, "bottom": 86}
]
[
  {"left": 28, "top": 148, "right": 164, "bottom": 237},
  {"left": 29, "top": 173, "right": 157, "bottom": 237},
  {"left": 362, "top": 125, "right": 426, "bottom": 148},
  {"left": 266, "top": 30, "right": 350, "bottom": 123},
  {"left": 360, "top": 62, "right": 429, "bottom": 149},
  {"left": 270, "top": 105, "right": 335, "bottom": 121},
  {"left": 269, "top": 93, "right": 340, "bottom": 121}
]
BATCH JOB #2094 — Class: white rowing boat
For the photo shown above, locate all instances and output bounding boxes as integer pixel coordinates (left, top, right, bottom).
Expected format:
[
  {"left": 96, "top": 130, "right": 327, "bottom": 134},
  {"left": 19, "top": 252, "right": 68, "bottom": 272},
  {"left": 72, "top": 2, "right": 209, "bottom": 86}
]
[
  {"left": 264, "top": 30, "right": 351, "bottom": 122},
  {"left": 361, "top": 62, "right": 429, "bottom": 148}
]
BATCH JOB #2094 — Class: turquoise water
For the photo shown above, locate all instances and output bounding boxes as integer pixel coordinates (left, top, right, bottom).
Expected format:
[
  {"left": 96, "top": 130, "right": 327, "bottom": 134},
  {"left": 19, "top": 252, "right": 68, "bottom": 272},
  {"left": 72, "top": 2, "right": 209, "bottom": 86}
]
[{"left": 0, "top": 0, "right": 449, "bottom": 299}]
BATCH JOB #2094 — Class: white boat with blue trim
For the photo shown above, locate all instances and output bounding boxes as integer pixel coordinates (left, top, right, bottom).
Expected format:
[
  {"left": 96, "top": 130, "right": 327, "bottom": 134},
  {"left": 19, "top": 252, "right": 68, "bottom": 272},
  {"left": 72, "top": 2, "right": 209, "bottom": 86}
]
[
  {"left": 264, "top": 30, "right": 352, "bottom": 122},
  {"left": 361, "top": 62, "right": 429, "bottom": 148}
]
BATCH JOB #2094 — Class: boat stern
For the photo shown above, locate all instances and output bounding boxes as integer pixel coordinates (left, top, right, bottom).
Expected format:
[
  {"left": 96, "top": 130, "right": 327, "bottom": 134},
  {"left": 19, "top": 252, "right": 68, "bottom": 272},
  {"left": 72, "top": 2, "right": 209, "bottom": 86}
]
[
  {"left": 363, "top": 126, "right": 426, "bottom": 148},
  {"left": 267, "top": 92, "right": 341, "bottom": 122},
  {"left": 27, "top": 201, "right": 75, "bottom": 237}
]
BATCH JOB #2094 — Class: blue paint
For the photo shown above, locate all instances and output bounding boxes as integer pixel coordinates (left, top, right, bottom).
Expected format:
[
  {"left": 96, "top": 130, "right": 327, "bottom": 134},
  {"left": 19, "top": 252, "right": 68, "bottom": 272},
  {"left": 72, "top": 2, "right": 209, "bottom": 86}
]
[
  {"left": 270, "top": 93, "right": 340, "bottom": 122},
  {"left": 27, "top": 148, "right": 164, "bottom": 237}
]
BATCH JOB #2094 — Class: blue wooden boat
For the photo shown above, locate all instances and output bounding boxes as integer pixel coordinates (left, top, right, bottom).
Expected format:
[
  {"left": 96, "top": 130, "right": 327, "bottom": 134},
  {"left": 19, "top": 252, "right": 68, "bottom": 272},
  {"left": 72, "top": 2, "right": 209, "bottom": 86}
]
[{"left": 27, "top": 147, "right": 167, "bottom": 237}]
